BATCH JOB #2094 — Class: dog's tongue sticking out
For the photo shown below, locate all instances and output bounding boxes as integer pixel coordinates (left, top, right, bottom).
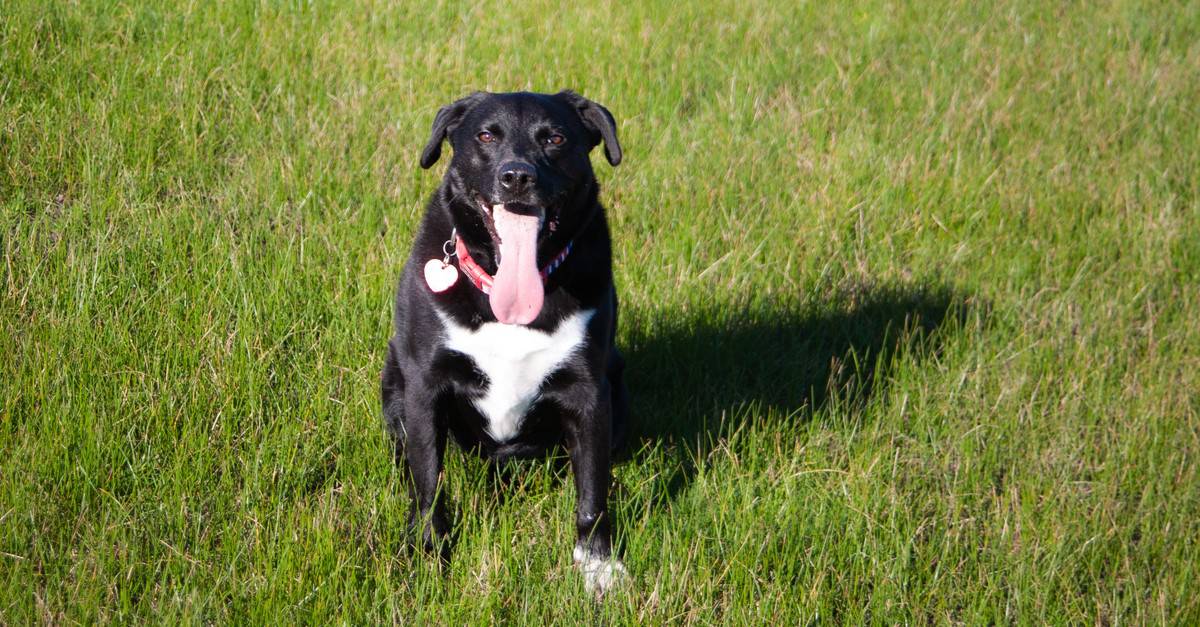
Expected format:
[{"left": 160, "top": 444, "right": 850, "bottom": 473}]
[{"left": 489, "top": 204, "right": 543, "bottom": 325}]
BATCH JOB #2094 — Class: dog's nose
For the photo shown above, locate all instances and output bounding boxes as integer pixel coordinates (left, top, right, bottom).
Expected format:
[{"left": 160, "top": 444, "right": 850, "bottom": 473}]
[{"left": 498, "top": 162, "right": 537, "bottom": 193}]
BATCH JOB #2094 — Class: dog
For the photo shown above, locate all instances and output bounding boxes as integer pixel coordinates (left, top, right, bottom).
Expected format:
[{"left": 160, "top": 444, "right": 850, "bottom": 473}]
[{"left": 380, "top": 90, "right": 629, "bottom": 594}]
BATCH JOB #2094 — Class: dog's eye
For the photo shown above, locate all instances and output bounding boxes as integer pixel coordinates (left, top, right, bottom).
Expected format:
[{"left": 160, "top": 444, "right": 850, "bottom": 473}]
[
  {"left": 477, "top": 131, "right": 495, "bottom": 143},
  {"left": 546, "top": 134, "right": 566, "bottom": 146}
]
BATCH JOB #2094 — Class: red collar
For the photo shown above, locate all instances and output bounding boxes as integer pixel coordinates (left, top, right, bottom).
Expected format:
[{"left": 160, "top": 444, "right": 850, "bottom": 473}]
[{"left": 453, "top": 236, "right": 572, "bottom": 295}]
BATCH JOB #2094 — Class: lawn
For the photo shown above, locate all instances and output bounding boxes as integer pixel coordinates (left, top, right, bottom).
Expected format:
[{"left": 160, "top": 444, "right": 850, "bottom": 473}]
[{"left": 3, "top": 0, "right": 1199, "bottom": 623}]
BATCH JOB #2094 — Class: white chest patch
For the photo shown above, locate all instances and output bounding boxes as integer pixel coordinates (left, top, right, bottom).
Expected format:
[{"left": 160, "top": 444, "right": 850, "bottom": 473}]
[{"left": 439, "top": 309, "right": 595, "bottom": 442}]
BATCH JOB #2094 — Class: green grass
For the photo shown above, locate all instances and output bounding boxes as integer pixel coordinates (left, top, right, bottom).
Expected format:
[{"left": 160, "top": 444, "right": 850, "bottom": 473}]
[{"left": 3, "top": 0, "right": 1199, "bottom": 622}]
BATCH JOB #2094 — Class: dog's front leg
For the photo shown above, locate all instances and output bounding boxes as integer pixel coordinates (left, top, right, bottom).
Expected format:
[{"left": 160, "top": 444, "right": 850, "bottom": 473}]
[
  {"left": 402, "top": 392, "right": 451, "bottom": 560},
  {"left": 567, "top": 384, "right": 626, "bottom": 595}
]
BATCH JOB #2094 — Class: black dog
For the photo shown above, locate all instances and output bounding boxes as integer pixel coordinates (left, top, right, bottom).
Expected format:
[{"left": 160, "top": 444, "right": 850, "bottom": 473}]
[{"left": 381, "top": 90, "right": 629, "bottom": 593}]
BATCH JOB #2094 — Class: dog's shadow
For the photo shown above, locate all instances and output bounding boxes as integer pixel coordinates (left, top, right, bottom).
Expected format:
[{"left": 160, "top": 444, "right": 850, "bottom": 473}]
[{"left": 620, "top": 281, "right": 976, "bottom": 503}]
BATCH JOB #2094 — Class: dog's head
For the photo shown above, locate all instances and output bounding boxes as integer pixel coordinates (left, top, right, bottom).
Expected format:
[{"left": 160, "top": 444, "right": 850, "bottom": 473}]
[
  {"left": 420, "top": 90, "right": 620, "bottom": 241},
  {"left": 418, "top": 90, "right": 621, "bottom": 323}
]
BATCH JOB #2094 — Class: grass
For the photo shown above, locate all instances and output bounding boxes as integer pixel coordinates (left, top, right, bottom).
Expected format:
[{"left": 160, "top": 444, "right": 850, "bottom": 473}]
[{"left": 3, "top": 0, "right": 1199, "bottom": 622}]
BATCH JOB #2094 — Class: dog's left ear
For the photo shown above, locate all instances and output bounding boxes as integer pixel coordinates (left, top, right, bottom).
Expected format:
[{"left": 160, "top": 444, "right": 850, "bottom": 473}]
[
  {"left": 556, "top": 90, "right": 622, "bottom": 166},
  {"left": 420, "top": 91, "right": 486, "bottom": 169}
]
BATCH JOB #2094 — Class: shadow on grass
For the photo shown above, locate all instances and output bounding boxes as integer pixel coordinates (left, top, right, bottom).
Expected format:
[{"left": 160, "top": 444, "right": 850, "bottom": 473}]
[{"left": 620, "top": 281, "right": 976, "bottom": 500}]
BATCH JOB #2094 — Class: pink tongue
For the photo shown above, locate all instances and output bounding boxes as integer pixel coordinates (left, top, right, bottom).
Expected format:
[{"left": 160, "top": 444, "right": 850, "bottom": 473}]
[{"left": 490, "top": 204, "right": 543, "bottom": 325}]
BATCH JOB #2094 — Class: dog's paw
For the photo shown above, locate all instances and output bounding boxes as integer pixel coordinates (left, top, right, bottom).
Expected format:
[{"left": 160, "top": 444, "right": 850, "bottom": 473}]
[{"left": 573, "top": 546, "right": 628, "bottom": 596}]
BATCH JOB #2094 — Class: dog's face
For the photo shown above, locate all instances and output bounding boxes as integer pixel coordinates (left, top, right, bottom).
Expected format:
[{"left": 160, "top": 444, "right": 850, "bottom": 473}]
[{"left": 419, "top": 91, "right": 621, "bottom": 249}]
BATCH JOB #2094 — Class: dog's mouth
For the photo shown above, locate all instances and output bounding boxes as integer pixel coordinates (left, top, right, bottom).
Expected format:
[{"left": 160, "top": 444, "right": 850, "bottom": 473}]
[
  {"left": 473, "top": 193, "right": 549, "bottom": 252},
  {"left": 470, "top": 192, "right": 546, "bottom": 325}
]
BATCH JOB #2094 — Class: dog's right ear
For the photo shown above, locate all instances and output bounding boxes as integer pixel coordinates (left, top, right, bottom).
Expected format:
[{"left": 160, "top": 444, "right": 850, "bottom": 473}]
[{"left": 420, "top": 92, "right": 486, "bottom": 169}]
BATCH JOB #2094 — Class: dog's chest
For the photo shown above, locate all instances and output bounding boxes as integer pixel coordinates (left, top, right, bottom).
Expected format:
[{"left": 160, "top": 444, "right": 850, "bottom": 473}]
[{"left": 440, "top": 309, "right": 595, "bottom": 442}]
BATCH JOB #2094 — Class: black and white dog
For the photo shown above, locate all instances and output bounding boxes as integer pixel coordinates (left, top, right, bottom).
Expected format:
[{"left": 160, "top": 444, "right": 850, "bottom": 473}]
[{"left": 381, "top": 91, "right": 629, "bottom": 593}]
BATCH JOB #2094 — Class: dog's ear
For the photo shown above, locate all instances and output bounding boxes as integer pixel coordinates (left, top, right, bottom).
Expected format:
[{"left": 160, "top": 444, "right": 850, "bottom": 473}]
[
  {"left": 420, "top": 92, "right": 486, "bottom": 169},
  {"left": 556, "top": 90, "right": 622, "bottom": 166}
]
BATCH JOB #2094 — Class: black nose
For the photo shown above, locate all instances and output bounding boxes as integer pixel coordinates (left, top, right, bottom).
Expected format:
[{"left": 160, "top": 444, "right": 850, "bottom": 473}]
[{"left": 498, "top": 162, "right": 537, "bottom": 193}]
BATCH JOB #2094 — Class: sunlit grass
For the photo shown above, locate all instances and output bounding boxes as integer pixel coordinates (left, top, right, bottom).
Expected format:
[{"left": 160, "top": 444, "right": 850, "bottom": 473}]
[{"left": 2, "top": 0, "right": 1198, "bottom": 622}]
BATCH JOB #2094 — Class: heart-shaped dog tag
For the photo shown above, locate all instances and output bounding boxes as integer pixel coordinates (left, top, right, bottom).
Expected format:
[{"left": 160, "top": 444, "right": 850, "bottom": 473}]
[{"left": 424, "top": 258, "right": 458, "bottom": 293}]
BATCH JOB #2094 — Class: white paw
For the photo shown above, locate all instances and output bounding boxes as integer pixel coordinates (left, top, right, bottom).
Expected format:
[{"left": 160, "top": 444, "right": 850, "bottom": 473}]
[{"left": 574, "top": 546, "right": 628, "bottom": 596}]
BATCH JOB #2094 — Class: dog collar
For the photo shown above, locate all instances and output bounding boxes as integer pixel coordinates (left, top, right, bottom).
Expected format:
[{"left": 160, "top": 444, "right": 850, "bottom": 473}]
[{"left": 453, "top": 235, "right": 572, "bottom": 295}]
